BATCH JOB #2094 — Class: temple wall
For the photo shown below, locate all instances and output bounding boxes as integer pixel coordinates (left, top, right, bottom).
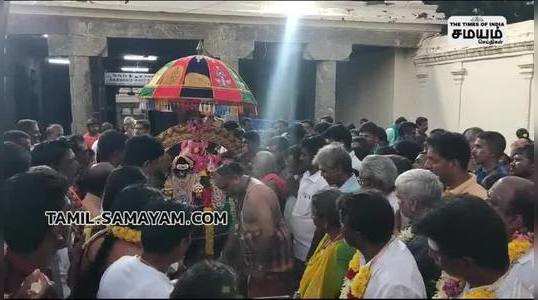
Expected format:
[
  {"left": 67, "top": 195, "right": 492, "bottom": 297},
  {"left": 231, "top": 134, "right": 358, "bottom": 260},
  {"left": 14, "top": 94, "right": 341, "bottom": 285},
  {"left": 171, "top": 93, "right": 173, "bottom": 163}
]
[
  {"left": 336, "top": 20, "right": 534, "bottom": 150},
  {"left": 412, "top": 20, "right": 534, "bottom": 149}
]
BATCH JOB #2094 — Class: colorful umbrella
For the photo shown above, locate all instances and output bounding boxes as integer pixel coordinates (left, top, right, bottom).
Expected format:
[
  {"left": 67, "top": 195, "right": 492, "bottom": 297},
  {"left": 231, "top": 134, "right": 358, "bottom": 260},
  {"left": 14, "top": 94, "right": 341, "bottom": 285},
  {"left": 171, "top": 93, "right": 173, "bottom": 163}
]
[{"left": 139, "top": 55, "right": 257, "bottom": 117}]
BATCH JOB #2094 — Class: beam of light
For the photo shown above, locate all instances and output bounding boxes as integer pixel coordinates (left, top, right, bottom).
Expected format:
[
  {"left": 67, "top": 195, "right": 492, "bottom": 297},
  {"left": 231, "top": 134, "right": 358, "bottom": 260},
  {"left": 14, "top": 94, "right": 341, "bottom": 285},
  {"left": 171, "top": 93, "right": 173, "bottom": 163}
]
[
  {"left": 41, "top": 34, "right": 49, "bottom": 38},
  {"left": 264, "top": 14, "right": 303, "bottom": 122},
  {"left": 123, "top": 54, "right": 158, "bottom": 61},
  {"left": 121, "top": 66, "right": 149, "bottom": 72},
  {"left": 47, "top": 57, "right": 70, "bottom": 65}
]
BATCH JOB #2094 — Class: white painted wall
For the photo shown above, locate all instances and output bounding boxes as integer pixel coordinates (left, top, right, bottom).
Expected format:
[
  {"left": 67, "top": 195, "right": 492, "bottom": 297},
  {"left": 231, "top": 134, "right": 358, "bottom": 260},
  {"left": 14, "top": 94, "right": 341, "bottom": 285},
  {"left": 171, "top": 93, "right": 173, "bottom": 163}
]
[
  {"left": 337, "top": 21, "right": 534, "bottom": 151},
  {"left": 413, "top": 20, "right": 534, "bottom": 148},
  {"left": 460, "top": 56, "right": 531, "bottom": 136},
  {"left": 393, "top": 48, "right": 421, "bottom": 124}
]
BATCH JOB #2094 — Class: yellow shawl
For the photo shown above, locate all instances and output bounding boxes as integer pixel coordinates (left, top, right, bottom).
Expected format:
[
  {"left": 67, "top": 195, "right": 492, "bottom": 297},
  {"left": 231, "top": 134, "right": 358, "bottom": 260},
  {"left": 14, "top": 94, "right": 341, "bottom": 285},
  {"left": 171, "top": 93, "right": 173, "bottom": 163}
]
[{"left": 299, "top": 234, "right": 354, "bottom": 298}]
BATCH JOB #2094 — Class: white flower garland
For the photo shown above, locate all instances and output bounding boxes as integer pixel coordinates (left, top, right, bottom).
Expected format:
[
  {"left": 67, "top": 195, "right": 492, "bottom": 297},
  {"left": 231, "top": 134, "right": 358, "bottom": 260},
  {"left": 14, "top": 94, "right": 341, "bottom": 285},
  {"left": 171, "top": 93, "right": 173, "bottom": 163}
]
[
  {"left": 398, "top": 226, "right": 415, "bottom": 243},
  {"left": 340, "top": 278, "right": 352, "bottom": 299}
]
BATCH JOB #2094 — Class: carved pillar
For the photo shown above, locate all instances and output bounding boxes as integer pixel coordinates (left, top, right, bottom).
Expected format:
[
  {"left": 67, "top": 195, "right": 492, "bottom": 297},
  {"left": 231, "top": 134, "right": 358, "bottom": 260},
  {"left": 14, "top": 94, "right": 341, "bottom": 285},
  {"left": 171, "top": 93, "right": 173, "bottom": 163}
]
[
  {"left": 518, "top": 63, "right": 534, "bottom": 130},
  {"left": 451, "top": 66, "right": 466, "bottom": 130}
]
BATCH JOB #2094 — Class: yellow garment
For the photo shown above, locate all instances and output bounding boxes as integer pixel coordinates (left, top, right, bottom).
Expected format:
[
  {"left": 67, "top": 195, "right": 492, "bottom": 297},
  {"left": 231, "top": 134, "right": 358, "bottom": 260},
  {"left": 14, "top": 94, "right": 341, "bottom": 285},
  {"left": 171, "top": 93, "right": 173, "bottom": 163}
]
[{"left": 299, "top": 234, "right": 354, "bottom": 298}]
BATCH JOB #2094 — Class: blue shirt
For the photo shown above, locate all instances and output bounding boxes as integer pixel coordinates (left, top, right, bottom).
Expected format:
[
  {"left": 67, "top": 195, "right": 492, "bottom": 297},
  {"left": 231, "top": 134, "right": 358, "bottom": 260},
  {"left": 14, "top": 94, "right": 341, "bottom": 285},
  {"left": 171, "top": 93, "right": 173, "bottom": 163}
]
[{"left": 475, "top": 163, "right": 509, "bottom": 188}]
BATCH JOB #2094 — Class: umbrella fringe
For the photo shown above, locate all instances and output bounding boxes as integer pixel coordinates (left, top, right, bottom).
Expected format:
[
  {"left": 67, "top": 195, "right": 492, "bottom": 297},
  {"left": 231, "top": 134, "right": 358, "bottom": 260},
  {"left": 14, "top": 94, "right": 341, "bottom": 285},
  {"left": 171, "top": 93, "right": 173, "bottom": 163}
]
[{"left": 140, "top": 99, "right": 257, "bottom": 117}]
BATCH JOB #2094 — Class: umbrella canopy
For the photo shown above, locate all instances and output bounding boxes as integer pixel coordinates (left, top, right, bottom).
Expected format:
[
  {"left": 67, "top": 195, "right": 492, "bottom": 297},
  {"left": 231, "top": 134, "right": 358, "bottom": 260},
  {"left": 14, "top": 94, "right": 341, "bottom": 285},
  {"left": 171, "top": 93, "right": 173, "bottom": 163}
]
[{"left": 139, "top": 55, "right": 257, "bottom": 117}]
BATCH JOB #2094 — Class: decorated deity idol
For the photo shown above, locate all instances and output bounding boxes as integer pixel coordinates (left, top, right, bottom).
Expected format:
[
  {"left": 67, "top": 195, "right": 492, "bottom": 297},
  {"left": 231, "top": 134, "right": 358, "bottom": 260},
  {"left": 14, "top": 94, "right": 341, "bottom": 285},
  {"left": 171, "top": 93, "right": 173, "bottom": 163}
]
[{"left": 160, "top": 115, "right": 241, "bottom": 258}]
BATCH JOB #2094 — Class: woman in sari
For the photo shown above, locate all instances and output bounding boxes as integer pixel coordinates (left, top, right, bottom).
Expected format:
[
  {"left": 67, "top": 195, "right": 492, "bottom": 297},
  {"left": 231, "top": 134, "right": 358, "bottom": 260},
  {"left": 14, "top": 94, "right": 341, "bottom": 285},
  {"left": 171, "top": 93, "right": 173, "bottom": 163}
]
[{"left": 297, "top": 189, "right": 355, "bottom": 298}]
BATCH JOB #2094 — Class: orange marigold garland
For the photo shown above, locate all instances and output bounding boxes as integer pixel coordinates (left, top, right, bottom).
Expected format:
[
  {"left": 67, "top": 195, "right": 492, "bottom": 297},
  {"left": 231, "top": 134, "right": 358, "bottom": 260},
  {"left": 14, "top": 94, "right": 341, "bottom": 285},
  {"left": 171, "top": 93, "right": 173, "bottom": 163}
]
[
  {"left": 508, "top": 232, "right": 533, "bottom": 264},
  {"left": 110, "top": 226, "right": 141, "bottom": 243},
  {"left": 462, "top": 287, "right": 496, "bottom": 299}
]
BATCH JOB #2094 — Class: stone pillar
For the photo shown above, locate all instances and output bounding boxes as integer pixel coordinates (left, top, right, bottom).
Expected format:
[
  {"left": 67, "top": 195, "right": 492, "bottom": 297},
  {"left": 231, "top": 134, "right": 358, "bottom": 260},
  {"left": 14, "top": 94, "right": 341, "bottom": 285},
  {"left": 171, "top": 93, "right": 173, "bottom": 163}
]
[
  {"left": 315, "top": 60, "right": 337, "bottom": 120},
  {"left": 304, "top": 41, "right": 352, "bottom": 120},
  {"left": 69, "top": 56, "right": 94, "bottom": 134},
  {"left": 49, "top": 34, "right": 107, "bottom": 133},
  {"left": 90, "top": 56, "right": 107, "bottom": 122},
  {"left": 205, "top": 26, "right": 254, "bottom": 74}
]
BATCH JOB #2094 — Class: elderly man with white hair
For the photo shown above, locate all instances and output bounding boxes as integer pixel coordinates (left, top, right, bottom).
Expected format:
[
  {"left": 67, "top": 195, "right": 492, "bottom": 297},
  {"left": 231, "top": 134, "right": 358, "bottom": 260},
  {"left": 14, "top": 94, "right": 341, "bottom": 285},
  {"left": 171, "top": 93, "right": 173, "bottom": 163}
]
[
  {"left": 394, "top": 169, "right": 444, "bottom": 298},
  {"left": 312, "top": 143, "right": 360, "bottom": 193},
  {"left": 359, "top": 155, "right": 399, "bottom": 213},
  {"left": 395, "top": 169, "right": 443, "bottom": 227}
]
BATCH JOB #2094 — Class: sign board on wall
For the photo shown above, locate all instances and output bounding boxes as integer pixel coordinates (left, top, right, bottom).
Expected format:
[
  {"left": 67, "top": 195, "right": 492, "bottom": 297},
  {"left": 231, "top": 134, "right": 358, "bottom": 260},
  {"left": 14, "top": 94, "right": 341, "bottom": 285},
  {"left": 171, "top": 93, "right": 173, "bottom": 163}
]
[
  {"left": 105, "top": 72, "right": 154, "bottom": 86},
  {"left": 448, "top": 16, "right": 506, "bottom": 46}
]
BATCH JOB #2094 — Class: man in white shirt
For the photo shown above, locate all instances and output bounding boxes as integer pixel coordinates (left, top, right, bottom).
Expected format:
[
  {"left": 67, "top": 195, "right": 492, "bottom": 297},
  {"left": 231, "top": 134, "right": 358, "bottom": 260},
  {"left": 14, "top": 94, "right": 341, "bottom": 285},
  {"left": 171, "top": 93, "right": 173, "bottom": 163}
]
[
  {"left": 488, "top": 176, "right": 534, "bottom": 293},
  {"left": 98, "top": 201, "right": 192, "bottom": 298},
  {"left": 417, "top": 195, "right": 532, "bottom": 298},
  {"left": 461, "top": 269, "right": 531, "bottom": 299},
  {"left": 290, "top": 136, "right": 328, "bottom": 281},
  {"left": 338, "top": 190, "right": 426, "bottom": 298},
  {"left": 313, "top": 143, "right": 361, "bottom": 194}
]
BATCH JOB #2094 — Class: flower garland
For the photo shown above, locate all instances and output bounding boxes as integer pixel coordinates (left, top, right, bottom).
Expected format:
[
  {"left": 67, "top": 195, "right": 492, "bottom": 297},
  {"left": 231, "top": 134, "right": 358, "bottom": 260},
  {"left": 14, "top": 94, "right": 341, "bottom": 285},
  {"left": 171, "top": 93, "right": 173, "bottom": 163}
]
[
  {"left": 433, "top": 274, "right": 466, "bottom": 299},
  {"left": 461, "top": 287, "right": 496, "bottom": 299},
  {"left": 340, "top": 251, "right": 362, "bottom": 299},
  {"left": 349, "top": 250, "right": 362, "bottom": 272},
  {"left": 350, "top": 265, "right": 372, "bottom": 298},
  {"left": 507, "top": 232, "right": 533, "bottom": 263},
  {"left": 339, "top": 248, "right": 378, "bottom": 299},
  {"left": 398, "top": 226, "right": 415, "bottom": 243},
  {"left": 434, "top": 232, "right": 534, "bottom": 299},
  {"left": 110, "top": 226, "right": 141, "bottom": 243}
]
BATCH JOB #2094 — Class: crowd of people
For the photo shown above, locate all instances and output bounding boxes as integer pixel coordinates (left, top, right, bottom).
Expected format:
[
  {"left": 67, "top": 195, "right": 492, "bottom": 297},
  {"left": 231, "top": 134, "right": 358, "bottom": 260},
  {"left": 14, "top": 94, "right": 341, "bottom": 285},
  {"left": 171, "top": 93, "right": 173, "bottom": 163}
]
[{"left": 0, "top": 112, "right": 534, "bottom": 299}]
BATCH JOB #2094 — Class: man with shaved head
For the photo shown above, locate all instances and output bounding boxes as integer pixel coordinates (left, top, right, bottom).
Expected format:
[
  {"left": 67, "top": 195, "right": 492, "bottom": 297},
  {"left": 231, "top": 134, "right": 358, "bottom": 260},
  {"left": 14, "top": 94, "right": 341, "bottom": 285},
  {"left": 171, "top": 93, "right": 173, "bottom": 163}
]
[
  {"left": 488, "top": 176, "right": 534, "bottom": 293},
  {"left": 252, "top": 151, "right": 289, "bottom": 212}
]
